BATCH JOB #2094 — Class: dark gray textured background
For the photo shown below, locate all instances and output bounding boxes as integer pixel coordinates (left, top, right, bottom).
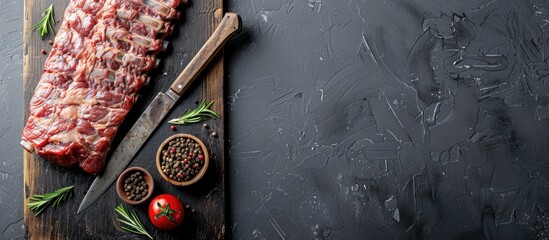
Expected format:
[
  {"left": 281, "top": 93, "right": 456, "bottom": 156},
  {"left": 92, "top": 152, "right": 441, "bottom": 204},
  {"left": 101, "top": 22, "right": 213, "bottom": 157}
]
[{"left": 3, "top": 0, "right": 549, "bottom": 239}]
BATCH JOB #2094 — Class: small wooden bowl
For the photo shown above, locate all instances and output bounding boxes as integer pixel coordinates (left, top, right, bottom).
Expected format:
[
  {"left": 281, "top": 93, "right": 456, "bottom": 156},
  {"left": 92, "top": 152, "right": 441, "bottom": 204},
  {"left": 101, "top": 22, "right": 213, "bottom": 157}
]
[
  {"left": 116, "top": 167, "right": 154, "bottom": 205},
  {"left": 156, "top": 133, "right": 209, "bottom": 186}
]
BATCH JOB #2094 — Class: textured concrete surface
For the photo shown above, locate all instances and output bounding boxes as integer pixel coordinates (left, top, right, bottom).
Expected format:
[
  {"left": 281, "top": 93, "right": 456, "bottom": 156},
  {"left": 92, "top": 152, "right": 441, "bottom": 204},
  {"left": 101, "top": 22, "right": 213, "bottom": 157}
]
[
  {"left": 3, "top": 0, "right": 549, "bottom": 239},
  {"left": 0, "top": 0, "right": 24, "bottom": 239},
  {"left": 224, "top": 0, "right": 549, "bottom": 239}
]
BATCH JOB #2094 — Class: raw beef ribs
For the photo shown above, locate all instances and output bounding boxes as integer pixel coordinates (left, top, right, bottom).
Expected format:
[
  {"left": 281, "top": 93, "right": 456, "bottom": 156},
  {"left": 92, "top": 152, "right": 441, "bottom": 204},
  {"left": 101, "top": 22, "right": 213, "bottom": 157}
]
[{"left": 21, "top": 0, "right": 182, "bottom": 174}]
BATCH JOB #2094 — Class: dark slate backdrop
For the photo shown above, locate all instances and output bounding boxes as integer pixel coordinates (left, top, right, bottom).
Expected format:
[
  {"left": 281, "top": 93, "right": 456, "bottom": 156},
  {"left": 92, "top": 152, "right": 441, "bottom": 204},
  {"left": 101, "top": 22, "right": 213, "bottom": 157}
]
[{"left": 2, "top": 0, "right": 549, "bottom": 239}]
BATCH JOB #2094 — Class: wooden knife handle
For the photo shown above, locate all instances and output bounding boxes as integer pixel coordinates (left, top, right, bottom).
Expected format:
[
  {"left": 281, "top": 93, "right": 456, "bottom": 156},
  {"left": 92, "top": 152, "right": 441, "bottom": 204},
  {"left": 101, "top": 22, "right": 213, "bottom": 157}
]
[{"left": 170, "top": 12, "right": 242, "bottom": 96}]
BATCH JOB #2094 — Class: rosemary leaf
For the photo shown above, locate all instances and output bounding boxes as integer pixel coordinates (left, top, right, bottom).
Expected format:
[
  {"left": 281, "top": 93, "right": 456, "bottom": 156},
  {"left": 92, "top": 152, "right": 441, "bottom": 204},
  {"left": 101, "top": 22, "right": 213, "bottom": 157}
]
[
  {"left": 168, "top": 100, "right": 219, "bottom": 125},
  {"left": 31, "top": 4, "right": 56, "bottom": 38},
  {"left": 115, "top": 204, "right": 153, "bottom": 240},
  {"left": 27, "top": 185, "right": 74, "bottom": 216}
]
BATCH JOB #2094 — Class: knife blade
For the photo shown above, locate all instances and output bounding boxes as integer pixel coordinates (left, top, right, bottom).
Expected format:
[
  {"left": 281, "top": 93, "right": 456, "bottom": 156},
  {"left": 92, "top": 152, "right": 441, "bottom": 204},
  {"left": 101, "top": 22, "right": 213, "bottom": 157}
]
[{"left": 77, "top": 12, "right": 242, "bottom": 214}]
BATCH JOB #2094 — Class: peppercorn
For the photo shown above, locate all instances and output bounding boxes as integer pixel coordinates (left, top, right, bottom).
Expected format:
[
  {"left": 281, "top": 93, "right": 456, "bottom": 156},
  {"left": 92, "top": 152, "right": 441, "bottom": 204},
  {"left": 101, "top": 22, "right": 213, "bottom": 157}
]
[
  {"left": 211, "top": 131, "right": 217, "bottom": 137},
  {"left": 203, "top": 123, "right": 208, "bottom": 129},
  {"left": 170, "top": 125, "right": 176, "bottom": 131},
  {"left": 160, "top": 136, "right": 205, "bottom": 182},
  {"left": 48, "top": 40, "right": 53, "bottom": 45},
  {"left": 41, "top": 49, "right": 47, "bottom": 55},
  {"left": 123, "top": 171, "right": 148, "bottom": 201}
]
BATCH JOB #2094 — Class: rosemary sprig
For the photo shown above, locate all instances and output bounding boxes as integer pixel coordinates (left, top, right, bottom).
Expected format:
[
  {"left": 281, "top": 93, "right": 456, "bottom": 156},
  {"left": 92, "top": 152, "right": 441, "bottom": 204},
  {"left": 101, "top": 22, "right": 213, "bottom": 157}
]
[
  {"left": 31, "top": 4, "right": 56, "bottom": 38},
  {"left": 168, "top": 100, "right": 219, "bottom": 125},
  {"left": 27, "top": 185, "right": 74, "bottom": 216},
  {"left": 115, "top": 204, "right": 153, "bottom": 240}
]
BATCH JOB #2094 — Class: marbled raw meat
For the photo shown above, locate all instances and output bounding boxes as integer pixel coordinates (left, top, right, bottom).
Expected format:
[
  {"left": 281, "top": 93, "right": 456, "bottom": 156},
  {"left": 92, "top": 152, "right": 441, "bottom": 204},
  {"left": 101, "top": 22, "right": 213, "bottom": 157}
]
[{"left": 21, "top": 0, "right": 182, "bottom": 174}]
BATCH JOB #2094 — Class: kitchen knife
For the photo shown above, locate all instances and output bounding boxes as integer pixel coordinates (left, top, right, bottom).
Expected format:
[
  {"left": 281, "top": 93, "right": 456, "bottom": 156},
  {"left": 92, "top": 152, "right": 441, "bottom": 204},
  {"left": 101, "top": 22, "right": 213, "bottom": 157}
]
[{"left": 77, "top": 12, "right": 241, "bottom": 214}]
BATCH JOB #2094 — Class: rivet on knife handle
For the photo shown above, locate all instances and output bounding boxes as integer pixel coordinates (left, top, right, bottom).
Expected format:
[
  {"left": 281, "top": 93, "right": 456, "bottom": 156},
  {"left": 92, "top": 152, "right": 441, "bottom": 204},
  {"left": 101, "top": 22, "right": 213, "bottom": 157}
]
[{"left": 169, "top": 12, "right": 242, "bottom": 96}]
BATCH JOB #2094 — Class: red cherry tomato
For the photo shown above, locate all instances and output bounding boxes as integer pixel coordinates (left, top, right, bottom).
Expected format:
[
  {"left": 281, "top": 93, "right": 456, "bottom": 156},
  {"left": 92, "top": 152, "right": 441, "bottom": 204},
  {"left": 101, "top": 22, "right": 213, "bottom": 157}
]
[{"left": 148, "top": 194, "right": 184, "bottom": 230}]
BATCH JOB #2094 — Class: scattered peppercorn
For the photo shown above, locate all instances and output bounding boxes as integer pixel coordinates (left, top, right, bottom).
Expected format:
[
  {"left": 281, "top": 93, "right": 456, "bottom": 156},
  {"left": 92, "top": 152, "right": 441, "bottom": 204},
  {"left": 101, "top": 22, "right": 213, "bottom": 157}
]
[
  {"left": 203, "top": 123, "right": 208, "bottom": 129},
  {"left": 161, "top": 137, "right": 205, "bottom": 182},
  {"left": 170, "top": 125, "right": 176, "bottom": 131},
  {"left": 48, "top": 40, "right": 53, "bottom": 45},
  {"left": 123, "top": 171, "right": 148, "bottom": 201},
  {"left": 211, "top": 131, "right": 217, "bottom": 137},
  {"left": 41, "top": 49, "right": 47, "bottom": 55}
]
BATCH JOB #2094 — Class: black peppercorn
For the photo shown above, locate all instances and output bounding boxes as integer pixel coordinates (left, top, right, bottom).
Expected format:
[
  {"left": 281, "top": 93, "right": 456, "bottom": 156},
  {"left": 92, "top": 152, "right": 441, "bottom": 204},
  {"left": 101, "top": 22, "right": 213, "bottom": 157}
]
[
  {"left": 123, "top": 171, "right": 149, "bottom": 201},
  {"left": 160, "top": 136, "right": 205, "bottom": 182}
]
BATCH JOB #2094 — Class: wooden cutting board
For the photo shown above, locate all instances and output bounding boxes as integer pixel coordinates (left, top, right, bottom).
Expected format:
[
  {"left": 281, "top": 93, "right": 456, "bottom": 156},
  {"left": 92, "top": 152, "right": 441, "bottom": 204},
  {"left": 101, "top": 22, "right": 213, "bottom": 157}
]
[{"left": 23, "top": 0, "right": 226, "bottom": 239}]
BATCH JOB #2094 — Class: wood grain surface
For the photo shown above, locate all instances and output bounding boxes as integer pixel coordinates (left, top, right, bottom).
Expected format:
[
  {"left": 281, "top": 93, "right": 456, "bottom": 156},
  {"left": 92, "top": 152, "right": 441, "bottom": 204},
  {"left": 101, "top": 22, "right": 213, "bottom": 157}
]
[{"left": 23, "top": 0, "right": 226, "bottom": 239}]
